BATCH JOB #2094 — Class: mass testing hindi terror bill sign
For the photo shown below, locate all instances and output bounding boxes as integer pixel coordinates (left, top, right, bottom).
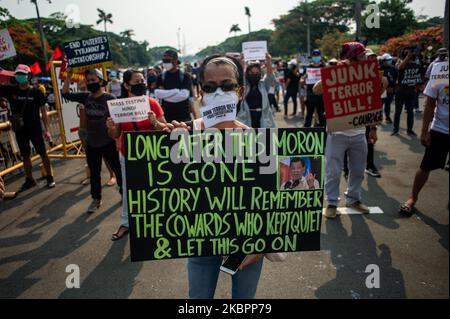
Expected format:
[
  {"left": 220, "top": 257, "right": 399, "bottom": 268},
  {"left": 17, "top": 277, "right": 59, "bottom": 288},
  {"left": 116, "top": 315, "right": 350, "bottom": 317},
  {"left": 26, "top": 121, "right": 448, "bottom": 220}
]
[
  {"left": 63, "top": 35, "right": 112, "bottom": 72},
  {"left": 107, "top": 96, "right": 150, "bottom": 124},
  {"left": 321, "top": 60, "right": 382, "bottom": 132},
  {"left": 0, "top": 28, "right": 17, "bottom": 61},
  {"left": 125, "top": 128, "right": 326, "bottom": 262},
  {"left": 242, "top": 41, "right": 267, "bottom": 62}
]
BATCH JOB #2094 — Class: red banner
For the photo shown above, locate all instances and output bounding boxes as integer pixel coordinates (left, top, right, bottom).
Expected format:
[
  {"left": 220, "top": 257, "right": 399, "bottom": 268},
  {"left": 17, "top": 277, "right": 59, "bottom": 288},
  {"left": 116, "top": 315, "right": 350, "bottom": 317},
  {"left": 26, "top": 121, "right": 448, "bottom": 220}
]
[{"left": 321, "top": 60, "right": 382, "bottom": 132}]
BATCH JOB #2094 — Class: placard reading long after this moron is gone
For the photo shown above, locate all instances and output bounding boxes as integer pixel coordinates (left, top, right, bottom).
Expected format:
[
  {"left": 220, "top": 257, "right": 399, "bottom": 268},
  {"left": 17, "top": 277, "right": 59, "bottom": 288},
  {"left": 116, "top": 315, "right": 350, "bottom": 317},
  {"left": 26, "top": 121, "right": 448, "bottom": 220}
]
[{"left": 125, "top": 128, "right": 326, "bottom": 262}]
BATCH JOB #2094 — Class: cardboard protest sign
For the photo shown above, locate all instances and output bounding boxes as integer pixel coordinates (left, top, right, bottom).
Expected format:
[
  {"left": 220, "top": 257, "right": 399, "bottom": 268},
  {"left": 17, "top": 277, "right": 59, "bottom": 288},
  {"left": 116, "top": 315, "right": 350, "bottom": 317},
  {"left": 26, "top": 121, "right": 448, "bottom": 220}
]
[
  {"left": 63, "top": 35, "right": 112, "bottom": 72},
  {"left": 125, "top": 128, "right": 325, "bottom": 262},
  {"left": 321, "top": 60, "right": 382, "bottom": 132},
  {"left": 108, "top": 96, "right": 150, "bottom": 124},
  {"left": 0, "top": 29, "right": 17, "bottom": 61},
  {"left": 242, "top": 41, "right": 267, "bottom": 62},
  {"left": 429, "top": 61, "right": 449, "bottom": 88},
  {"left": 306, "top": 68, "right": 322, "bottom": 85},
  {"left": 58, "top": 54, "right": 85, "bottom": 83},
  {"left": 200, "top": 95, "right": 237, "bottom": 128}
]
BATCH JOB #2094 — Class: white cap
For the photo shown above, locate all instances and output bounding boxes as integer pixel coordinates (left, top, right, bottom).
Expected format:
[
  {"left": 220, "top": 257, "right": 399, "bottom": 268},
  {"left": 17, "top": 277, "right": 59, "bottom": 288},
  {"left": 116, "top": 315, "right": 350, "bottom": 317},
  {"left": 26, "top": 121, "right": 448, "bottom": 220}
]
[{"left": 381, "top": 53, "right": 393, "bottom": 61}]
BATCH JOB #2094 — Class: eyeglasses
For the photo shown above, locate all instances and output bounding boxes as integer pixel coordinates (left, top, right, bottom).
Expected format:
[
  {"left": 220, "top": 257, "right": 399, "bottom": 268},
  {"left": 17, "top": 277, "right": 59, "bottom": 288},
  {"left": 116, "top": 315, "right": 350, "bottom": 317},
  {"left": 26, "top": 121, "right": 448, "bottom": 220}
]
[{"left": 201, "top": 81, "right": 238, "bottom": 93}]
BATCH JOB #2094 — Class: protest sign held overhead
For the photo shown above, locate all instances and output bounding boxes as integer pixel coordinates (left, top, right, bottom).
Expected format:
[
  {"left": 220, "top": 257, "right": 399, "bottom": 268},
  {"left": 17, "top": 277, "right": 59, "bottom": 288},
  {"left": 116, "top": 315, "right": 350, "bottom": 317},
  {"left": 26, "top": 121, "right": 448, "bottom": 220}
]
[
  {"left": 63, "top": 35, "right": 112, "bottom": 72},
  {"left": 108, "top": 96, "right": 150, "bottom": 124},
  {"left": 125, "top": 128, "right": 325, "bottom": 262},
  {"left": 429, "top": 61, "right": 449, "bottom": 88},
  {"left": 321, "top": 60, "right": 383, "bottom": 132},
  {"left": 242, "top": 41, "right": 267, "bottom": 62},
  {"left": 0, "top": 29, "right": 17, "bottom": 61}
]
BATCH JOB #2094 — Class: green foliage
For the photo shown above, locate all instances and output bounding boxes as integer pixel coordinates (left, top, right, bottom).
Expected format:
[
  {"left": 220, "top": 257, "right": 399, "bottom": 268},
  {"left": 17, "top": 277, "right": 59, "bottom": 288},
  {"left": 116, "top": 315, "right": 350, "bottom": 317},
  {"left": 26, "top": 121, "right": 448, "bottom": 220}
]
[
  {"left": 315, "top": 31, "right": 353, "bottom": 59},
  {"left": 362, "top": 0, "right": 417, "bottom": 44},
  {"left": 272, "top": 0, "right": 369, "bottom": 56}
]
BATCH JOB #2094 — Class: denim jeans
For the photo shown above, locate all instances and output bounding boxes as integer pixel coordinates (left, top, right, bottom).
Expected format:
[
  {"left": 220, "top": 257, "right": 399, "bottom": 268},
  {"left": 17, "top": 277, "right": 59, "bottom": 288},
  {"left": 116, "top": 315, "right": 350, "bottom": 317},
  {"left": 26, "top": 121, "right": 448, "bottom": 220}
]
[
  {"left": 393, "top": 91, "right": 415, "bottom": 133},
  {"left": 119, "top": 155, "right": 129, "bottom": 228},
  {"left": 325, "top": 133, "right": 368, "bottom": 207},
  {"left": 85, "top": 142, "right": 122, "bottom": 200},
  {"left": 187, "top": 256, "right": 264, "bottom": 299},
  {"left": 284, "top": 89, "right": 298, "bottom": 115},
  {"left": 383, "top": 92, "right": 394, "bottom": 119}
]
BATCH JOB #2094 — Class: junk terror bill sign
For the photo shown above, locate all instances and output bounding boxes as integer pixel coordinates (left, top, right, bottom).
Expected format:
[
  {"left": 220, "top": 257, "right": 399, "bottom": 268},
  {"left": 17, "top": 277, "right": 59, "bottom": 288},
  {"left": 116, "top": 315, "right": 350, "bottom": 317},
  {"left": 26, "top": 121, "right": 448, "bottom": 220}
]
[
  {"left": 322, "top": 60, "right": 383, "bottom": 132},
  {"left": 125, "top": 128, "right": 325, "bottom": 262}
]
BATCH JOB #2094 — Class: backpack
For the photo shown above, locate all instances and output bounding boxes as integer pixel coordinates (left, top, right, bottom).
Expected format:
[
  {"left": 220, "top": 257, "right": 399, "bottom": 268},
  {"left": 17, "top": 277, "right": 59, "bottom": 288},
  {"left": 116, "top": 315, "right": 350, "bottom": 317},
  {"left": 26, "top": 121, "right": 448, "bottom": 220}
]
[{"left": 161, "top": 69, "right": 185, "bottom": 86}]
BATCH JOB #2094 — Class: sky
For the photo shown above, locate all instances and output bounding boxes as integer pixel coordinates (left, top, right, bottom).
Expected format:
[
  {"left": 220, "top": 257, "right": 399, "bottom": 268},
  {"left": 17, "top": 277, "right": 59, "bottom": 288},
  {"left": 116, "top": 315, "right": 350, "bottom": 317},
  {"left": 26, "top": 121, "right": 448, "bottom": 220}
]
[{"left": 0, "top": 0, "right": 446, "bottom": 55}]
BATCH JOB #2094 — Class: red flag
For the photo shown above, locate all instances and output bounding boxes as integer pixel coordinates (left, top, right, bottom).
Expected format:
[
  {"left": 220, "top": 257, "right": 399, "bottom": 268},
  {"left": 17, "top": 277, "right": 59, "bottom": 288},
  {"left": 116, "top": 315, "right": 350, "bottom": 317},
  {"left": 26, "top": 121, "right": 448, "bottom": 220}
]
[
  {"left": 30, "top": 62, "right": 42, "bottom": 75},
  {"left": 46, "top": 47, "right": 63, "bottom": 71}
]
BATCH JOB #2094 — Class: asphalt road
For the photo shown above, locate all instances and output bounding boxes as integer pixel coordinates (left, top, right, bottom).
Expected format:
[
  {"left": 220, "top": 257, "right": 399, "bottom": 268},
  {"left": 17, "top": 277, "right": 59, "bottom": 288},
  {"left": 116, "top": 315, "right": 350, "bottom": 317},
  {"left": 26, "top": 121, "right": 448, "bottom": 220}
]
[{"left": 0, "top": 97, "right": 448, "bottom": 299}]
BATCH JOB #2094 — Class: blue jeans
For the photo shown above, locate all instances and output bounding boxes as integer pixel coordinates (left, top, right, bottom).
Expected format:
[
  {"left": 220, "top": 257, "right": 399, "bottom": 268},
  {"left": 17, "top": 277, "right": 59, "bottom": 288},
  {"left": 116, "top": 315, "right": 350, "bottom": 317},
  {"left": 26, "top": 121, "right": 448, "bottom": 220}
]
[
  {"left": 325, "top": 133, "right": 368, "bottom": 207},
  {"left": 187, "top": 256, "right": 264, "bottom": 299},
  {"left": 383, "top": 92, "right": 394, "bottom": 119}
]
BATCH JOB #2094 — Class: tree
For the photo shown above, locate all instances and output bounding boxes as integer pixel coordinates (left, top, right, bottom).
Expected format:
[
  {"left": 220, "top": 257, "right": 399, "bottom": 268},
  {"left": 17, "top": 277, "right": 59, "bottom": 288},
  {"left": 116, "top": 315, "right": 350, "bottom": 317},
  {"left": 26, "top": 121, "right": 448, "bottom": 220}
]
[
  {"left": 120, "top": 29, "right": 135, "bottom": 65},
  {"left": 245, "top": 7, "right": 251, "bottom": 34},
  {"left": 229, "top": 24, "right": 241, "bottom": 36},
  {"left": 316, "top": 31, "right": 353, "bottom": 59},
  {"left": 96, "top": 8, "right": 113, "bottom": 33},
  {"left": 272, "top": 0, "right": 366, "bottom": 56},
  {"left": 362, "top": 0, "right": 417, "bottom": 44}
]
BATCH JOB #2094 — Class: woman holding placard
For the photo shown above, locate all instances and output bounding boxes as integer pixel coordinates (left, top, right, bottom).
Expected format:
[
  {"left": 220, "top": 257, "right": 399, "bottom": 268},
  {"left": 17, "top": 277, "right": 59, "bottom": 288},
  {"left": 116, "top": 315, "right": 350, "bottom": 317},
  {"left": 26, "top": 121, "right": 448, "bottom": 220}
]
[
  {"left": 62, "top": 68, "right": 122, "bottom": 214},
  {"left": 106, "top": 70, "right": 167, "bottom": 241}
]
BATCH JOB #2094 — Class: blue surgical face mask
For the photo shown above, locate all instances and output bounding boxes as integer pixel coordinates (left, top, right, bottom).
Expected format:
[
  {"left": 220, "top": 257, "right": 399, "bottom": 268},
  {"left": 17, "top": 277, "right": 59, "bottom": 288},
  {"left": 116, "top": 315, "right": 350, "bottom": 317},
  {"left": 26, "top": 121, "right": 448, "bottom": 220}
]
[{"left": 312, "top": 56, "right": 321, "bottom": 63}]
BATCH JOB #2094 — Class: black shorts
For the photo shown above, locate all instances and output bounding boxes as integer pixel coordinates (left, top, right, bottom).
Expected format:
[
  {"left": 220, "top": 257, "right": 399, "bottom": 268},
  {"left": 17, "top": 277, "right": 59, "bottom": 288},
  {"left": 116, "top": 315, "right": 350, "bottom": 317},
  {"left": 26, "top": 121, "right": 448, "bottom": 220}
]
[
  {"left": 420, "top": 130, "right": 450, "bottom": 171},
  {"left": 15, "top": 130, "right": 47, "bottom": 157}
]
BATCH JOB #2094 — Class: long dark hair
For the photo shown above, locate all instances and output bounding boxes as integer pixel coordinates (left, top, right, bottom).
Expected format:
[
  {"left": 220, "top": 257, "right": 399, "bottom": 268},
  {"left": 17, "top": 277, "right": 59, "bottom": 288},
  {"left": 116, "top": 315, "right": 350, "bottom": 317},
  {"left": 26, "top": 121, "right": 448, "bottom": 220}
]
[{"left": 120, "top": 70, "right": 143, "bottom": 98}]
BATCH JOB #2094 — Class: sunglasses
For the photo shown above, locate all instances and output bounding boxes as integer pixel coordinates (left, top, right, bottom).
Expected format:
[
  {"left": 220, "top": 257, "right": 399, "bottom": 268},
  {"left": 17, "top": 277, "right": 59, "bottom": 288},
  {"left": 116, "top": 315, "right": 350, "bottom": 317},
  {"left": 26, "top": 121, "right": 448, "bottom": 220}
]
[{"left": 201, "top": 81, "right": 238, "bottom": 93}]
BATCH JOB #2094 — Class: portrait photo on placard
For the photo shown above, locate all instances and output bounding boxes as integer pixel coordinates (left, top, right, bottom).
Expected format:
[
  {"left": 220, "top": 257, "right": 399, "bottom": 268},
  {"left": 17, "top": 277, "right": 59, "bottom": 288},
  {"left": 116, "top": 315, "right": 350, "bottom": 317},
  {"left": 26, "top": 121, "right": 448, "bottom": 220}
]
[{"left": 278, "top": 156, "right": 323, "bottom": 191}]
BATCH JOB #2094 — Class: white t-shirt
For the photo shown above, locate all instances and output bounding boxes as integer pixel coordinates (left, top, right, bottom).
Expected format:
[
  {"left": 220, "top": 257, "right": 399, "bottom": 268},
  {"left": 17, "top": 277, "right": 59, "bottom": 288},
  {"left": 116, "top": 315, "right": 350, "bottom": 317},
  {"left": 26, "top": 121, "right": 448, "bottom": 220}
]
[{"left": 424, "top": 82, "right": 449, "bottom": 134}]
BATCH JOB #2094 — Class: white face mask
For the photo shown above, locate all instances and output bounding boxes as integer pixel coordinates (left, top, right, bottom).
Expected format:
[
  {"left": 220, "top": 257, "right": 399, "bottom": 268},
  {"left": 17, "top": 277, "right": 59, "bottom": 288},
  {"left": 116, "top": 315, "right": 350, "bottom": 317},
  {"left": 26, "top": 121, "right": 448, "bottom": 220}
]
[
  {"left": 201, "top": 88, "right": 239, "bottom": 128},
  {"left": 163, "top": 63, "right": 174, "bottom": 71}
]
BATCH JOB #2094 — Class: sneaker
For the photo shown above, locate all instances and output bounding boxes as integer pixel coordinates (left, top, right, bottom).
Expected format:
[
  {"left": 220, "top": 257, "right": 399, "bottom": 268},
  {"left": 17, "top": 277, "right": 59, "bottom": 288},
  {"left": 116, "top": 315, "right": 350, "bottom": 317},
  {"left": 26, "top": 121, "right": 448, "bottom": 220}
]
[
  {"left": 365, "top": 168, "right": 381, "bottom": 178},
  {"left": 46, "top": 175, "right": 56, "bottom": 188},
  {"left": 407, "top": 130, "right": 417, "bottom": 137},
  {"left": 385, "top": 117, "right": 393, "bottom": 124},
  {"left": 346, "top": 201, "right": 370, "bottom": 214},
  {"left": 87, "top": 199, "right": 102, "bottom": 214},
  {"left": 325, "top": 205, "right": 337, "bottom": 219},
  {"left": 18, "top": 178, "right": 37, "bottom": 193},
  {"left": 391, "top": 131, "right": 399, "bottom": 136}
]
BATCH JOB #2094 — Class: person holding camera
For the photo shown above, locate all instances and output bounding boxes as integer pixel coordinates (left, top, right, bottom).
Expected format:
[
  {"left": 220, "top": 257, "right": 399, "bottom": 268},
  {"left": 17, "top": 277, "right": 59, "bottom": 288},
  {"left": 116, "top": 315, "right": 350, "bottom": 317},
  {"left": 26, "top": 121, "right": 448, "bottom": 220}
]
[{"left": 0, "top": 64, "right": 55, "bottom": 192}]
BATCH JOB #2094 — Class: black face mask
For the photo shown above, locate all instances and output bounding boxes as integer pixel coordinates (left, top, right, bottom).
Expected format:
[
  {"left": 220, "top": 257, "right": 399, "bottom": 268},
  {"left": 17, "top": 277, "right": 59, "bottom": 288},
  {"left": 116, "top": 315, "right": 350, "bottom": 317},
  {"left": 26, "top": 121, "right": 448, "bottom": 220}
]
[
  {"left": 87, "top": 82, "right": 101, "bottom": 93},
  {"left": 130, "top": 83, "right": 147, "bottom": 96},
  {"left": 247, "top": 74, "right": 261, "bottom": 85}
]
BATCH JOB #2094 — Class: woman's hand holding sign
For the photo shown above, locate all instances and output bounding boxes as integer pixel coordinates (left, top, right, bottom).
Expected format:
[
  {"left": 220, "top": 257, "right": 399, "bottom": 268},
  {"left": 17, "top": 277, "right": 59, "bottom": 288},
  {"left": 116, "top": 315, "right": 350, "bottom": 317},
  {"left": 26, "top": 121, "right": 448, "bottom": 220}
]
[{"left": 239, "top": 254, "right": 264, "bottom": 271}]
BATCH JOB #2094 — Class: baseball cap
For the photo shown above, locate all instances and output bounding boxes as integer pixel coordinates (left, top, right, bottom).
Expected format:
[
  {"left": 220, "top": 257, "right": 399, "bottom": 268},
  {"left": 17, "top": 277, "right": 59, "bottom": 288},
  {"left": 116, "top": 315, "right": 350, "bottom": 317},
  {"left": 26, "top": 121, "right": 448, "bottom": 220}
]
[
  {"left": 381, "top": 53, "right": 393, "bottom": 61},
  {"left": 312, "top": 49, "right": 321, "bottom": 56},
  {"left": 164, "top": 50, "right": 180, "bottom": 63},
  {"left": 15, "top": 64, "right": 31, "bottom": 75},
  {"left": 84, "top": 68, "right": 108, "bottom": 86},
  {"left": 341, "top": 42, "right": 366, "bottom": 60}
]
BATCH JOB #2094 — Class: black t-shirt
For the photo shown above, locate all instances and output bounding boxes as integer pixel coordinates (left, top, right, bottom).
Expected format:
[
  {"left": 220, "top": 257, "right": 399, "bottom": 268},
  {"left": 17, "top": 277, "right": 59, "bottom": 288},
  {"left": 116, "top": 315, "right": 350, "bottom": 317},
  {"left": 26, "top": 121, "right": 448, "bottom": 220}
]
[
  {"left": 0, "top": 85, "right": 46, "bottom": 132},
  {"left": 397, "top": 63, "right": 422, "bottom": 95},
  {"left": 157, "top": 70, "right": 193, "bottom": 122},
  {"left": 381, "top": 65, "right": 398, "bottom": 88},
  {"left": 62, "top": 91, "right": 116, "bottom": 148},
  {"left": 245, "top": 86, "right": 263, "bottom": 128},
  {"left": 285, "top": 69, "right": 300, "bottom": 91}
]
